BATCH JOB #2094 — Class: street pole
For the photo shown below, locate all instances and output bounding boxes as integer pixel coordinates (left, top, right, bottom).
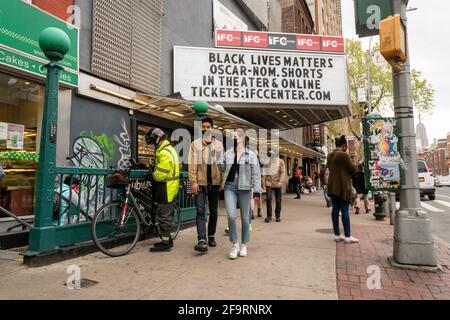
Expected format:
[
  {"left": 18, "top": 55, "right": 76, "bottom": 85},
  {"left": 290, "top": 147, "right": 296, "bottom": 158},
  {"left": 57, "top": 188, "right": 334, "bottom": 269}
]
[
  {"left": 366, "top": 36, "right": 373, "bottom": 114},
  {"left": 28, "top": 27, "right": 70, "bottom": 253},
  {"left": 391, "top": 0, "right": 437, "bottom": 267}
]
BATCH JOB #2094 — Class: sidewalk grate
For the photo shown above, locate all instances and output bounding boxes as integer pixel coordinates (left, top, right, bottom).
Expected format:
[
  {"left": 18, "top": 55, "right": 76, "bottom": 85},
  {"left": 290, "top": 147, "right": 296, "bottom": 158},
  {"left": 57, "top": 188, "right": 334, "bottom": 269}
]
[{"left": 64, "top": 279, "right": 99, "bottom": 289}]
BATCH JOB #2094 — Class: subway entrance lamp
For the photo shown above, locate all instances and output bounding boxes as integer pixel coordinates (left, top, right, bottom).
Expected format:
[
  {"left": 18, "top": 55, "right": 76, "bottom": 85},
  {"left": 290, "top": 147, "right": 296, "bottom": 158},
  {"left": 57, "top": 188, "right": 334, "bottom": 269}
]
[{"left": 29, "top": 27, "right": 70, "bottom": 253}]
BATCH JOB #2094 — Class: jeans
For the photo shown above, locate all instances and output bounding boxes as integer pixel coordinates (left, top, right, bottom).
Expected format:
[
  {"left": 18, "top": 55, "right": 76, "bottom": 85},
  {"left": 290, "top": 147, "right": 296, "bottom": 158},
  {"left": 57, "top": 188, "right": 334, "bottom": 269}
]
[
  {"left": 266, "top": 187, "right": 282, "bottom": 219},
  {"left": 294, "top": 183, "right": 301, "bottom": 198},
  {"left": 330, "top": 195, "right": 351, "bottom": 238},
  {"left": 224, "top": 180, "right": 252, "bottom": 244},
  {"left": 195, "top": 186, "right": 220, "bottom": 241}
]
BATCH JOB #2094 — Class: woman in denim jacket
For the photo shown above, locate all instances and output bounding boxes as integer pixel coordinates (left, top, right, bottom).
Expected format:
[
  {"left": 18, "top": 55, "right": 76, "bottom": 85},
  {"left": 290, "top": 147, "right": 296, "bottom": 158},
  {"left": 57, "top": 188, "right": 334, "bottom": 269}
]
[{"left": 218, "top": 131, "right": 261, "bottom": 260}]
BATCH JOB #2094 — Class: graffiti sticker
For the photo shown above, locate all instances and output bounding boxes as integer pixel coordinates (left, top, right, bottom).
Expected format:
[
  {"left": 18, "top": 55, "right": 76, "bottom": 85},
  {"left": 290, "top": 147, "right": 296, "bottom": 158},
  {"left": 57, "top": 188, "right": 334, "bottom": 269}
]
[{"left": 364, "top": 117, "right": 402, "bottom": 191}]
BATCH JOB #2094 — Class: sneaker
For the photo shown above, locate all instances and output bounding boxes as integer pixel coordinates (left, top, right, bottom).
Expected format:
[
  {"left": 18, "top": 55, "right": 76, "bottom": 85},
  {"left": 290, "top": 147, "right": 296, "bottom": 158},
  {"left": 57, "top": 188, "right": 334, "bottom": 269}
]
[
  {"left": 229, "top": 244, "right": 240, "bottom": 260},
  {"left": 239, "top": 244, "right": 248, "bottom": 257},
  {"left": 224, "top": 228, "right": 229, "bottom": 235},
  {"left": 150, "top": 241, "right": 173, "bottom": 252},
  {"left": 208, "top": 237, "right": 217, "bottom": 247},
  {"left": 154, "top": 238, "right": 173, "bottom": 247},
  {"left": 344, "top": 236, "right": 360, "bottom": 244},
  {"left": 334, "top": 235, "right": 345, "bottom": 242},
  {"left": 264, "top": 218, "right": 272, "bottom": 223},
  {"left": 365, "top": 209, "right": 372, "bottom": 214},
  {"left": 194, "top": 240, "right": 208, "bottom": 253},
  {"left": 276, "top": 218, "right": 281, "bottom": 223},
  {"left": 249, "top": 223, "right": 253, "bottom": 232},
  {"left": 355, "top": 208, "right": 360, "bottom": 215}
]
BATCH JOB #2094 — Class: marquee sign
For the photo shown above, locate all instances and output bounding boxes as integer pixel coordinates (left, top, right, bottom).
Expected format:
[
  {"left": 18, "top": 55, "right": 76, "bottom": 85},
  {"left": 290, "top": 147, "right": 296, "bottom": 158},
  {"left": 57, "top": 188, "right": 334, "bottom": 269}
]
[
  {"left": 215, "top": 29, "right": 345, "bottom": 54},
  {"left": 174, "top": 46, "right": 349, "bottom": 106}
]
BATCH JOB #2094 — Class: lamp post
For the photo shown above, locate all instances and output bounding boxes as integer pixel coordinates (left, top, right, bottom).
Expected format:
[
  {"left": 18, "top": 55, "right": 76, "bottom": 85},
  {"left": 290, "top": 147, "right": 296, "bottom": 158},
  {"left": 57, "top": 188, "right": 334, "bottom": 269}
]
[
  {"left": 28, "top": 27, "right": 70, "bottom": 253},
  {"left": 391, "top": 0, "right": 437, "bottom": 267}
]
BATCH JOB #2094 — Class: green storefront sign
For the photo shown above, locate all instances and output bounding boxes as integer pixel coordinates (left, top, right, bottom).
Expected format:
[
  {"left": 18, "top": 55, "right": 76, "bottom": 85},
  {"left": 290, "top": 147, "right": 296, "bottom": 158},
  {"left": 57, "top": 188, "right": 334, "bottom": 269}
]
[
  {"left": 0, "top": 0, "right": 78, "bottom": 87},
  {"left": 354, "top": 0, "right": 394, "bottom": 38}
]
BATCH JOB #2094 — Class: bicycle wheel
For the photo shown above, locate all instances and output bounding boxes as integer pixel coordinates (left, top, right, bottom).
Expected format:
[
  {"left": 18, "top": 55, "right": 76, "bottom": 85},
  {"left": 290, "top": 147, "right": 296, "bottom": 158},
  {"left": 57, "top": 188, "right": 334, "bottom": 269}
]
[
  {"left": 170, "top": 203, "right": 182, "bottom": 240},
  {"left": 91, "top": 202, "right": 141, "bottom": 257}
]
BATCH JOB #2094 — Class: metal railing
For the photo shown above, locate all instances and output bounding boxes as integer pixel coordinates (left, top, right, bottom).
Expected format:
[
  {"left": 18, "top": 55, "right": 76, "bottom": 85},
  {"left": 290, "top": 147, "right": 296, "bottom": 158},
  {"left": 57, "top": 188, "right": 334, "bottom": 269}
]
[{"left": 25, "top": 167, "right": 196, "bottom": 255}]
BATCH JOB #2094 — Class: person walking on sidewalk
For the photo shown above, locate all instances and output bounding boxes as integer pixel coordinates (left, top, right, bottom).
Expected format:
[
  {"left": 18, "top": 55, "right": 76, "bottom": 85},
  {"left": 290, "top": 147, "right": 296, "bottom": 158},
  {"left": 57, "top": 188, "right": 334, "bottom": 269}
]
[
  {"left": 327, "top": 135, "right": 359, "bottom": 244},
  {"left": 319, "top": 165, "right": 332, "bottom": 208},
  {"left": 263, "top": 150, "right": 286, "bottom": 223},
  {"left": 189, "top": 117, "right": 224, "bottom": 253},
  {"left": 218, "top": 131, "right": 261, "bottom": 260},
  {"left": 293, "top": 167, "right": 302, "bottom": 199},
  {"left": 352, "top": 163, "right": 371, "bottom": 215},
  {"left": 146, "top": 128, "right": 180, "bottom": 252}
]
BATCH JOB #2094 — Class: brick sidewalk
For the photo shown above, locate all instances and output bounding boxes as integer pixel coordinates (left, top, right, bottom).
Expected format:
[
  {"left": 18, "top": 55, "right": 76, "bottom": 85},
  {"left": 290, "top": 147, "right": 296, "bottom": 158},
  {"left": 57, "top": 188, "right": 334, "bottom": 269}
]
[{"left": 336, "top": 224, "right": 450, "bottom": 300}]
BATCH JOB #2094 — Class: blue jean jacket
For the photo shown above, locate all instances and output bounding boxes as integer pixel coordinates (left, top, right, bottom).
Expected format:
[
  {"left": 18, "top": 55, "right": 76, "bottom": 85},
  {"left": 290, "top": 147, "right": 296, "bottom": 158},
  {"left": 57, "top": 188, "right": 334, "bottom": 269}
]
[{"left": 218, "top": 148, "right": 261, "bottom": 193}]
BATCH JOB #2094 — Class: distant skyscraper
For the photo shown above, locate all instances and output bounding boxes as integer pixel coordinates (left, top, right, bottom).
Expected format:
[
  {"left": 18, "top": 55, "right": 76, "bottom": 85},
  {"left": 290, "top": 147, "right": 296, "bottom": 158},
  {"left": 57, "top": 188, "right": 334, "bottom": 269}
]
[{"left": 416, "top": 114, "right": 429, "bottom": 150}]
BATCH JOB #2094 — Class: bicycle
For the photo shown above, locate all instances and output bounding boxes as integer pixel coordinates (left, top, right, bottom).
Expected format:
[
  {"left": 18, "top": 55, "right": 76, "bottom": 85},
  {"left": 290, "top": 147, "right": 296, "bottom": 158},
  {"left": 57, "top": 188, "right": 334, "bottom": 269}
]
[{"left": 91, "top": 163, "right": 182, "bottom": 257}]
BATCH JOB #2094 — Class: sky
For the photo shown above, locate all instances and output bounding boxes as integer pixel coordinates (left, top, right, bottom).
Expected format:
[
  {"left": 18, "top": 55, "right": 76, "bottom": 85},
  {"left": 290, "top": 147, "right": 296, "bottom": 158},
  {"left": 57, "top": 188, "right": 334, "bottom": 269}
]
[{"left": 341, "top": 0, "right": 450, "bottom": 144}]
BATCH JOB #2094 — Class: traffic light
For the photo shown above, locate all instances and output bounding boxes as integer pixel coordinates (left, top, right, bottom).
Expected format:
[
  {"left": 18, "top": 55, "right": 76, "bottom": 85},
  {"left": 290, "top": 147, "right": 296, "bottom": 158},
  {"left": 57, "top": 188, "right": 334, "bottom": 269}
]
[{"left": 379, "top": 14, "right": 407, "bottom": 71}]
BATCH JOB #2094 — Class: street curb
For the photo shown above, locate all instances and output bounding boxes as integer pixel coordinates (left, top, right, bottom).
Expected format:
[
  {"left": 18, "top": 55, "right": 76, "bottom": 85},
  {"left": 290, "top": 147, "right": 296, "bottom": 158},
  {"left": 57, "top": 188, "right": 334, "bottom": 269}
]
[
  {"left": 23, "top": 221, "right": 196, "bottom": 268},
  {"left": 433, "top": 234, "right": 450, "bottom": 249},
  {"left": 387, "top": 256, "right": 443, "bottom": 273}
]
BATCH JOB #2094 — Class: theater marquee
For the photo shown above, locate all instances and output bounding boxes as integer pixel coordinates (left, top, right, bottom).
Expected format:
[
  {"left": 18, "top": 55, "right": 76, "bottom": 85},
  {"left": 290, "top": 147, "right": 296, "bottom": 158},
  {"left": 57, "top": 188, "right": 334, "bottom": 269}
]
[{"left": 174, "top": 46, "right": 349, "bottom": 106}]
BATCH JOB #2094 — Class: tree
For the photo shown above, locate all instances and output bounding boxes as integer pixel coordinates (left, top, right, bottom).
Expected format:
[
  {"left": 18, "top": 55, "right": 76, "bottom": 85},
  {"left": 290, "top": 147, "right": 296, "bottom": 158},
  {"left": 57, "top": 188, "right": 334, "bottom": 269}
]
[{"left": 329, "top": 39, "right": 435, "bottom": 142}]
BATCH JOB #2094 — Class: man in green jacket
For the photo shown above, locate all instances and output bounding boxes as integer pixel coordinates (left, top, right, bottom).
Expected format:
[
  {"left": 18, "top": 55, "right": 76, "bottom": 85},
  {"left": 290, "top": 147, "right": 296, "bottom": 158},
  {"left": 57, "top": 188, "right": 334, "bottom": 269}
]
[{"left": 145, "top": 128, "right": 180, "bottom": 252}]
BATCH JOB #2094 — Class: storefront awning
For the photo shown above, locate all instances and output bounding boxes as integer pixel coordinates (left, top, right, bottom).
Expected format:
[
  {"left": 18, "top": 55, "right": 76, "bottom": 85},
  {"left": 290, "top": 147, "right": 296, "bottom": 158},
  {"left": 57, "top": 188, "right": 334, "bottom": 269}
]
[{"left": 135, "top": 93, "right": 324, "bottom": 159}]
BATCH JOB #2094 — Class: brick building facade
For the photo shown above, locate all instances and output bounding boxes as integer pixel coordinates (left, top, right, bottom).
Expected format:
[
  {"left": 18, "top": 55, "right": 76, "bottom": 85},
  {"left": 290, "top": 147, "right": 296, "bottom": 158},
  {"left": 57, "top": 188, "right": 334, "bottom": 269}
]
[
  {"left": 420, "top": 136, "right": 450, "bottom": 177},
  {"left": 32, "top": 0, "right": 74, "bottom": 21},
  {"left": 280, "top": 0, "right": 315, "bottom": 34}
]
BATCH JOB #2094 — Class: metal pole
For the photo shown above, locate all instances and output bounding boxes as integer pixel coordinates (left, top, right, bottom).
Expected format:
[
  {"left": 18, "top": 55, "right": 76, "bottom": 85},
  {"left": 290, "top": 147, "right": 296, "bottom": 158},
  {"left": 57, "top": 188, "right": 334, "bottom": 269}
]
[
  {"left": 366, "top": 36, "right": 373, "bottom": 114},
  {"left": 28, "top": 28, "right": 70, "bottom": 254},
  {"left": 392, "top": 0, "right": 436, "bottom": 267},
  {"left": 389, "top": 192, "right": 396, "bottom": 226}
]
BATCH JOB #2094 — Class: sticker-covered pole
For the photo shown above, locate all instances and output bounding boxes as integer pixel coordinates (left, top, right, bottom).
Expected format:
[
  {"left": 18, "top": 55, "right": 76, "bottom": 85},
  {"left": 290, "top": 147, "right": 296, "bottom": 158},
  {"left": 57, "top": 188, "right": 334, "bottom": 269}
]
[{"left": 391, "top": 0, "right": 437, "bottom": 267}]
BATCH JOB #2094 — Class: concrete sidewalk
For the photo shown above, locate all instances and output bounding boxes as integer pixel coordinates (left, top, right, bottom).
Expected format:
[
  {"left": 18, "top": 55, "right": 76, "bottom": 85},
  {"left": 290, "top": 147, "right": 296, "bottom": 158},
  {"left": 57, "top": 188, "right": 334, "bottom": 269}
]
[{"left": 0, "top": 192, "right": 338, "bottom": 300}]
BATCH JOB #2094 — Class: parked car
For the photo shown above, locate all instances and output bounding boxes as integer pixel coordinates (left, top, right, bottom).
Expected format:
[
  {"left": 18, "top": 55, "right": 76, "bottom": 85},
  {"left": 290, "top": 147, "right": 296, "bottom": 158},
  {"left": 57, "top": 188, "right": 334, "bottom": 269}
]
[
  {"left": 435, "top": 175, "right": 450, "bottom": 187},
  {"left": 396, "top": 160, "right": 436, "bottom": 201},
  {"left": 418, "top": 160, "right": 436, "bottom": 200},
  {"left": 434, "top": 176, "right": 441, "bottom": 187}
]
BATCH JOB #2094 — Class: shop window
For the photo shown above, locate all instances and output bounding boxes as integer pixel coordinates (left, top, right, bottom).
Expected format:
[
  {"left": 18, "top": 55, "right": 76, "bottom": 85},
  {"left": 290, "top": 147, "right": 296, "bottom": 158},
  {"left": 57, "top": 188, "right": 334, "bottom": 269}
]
[
  {"left": 0, "top": 73, "right": 43, "bottom": 218},
  {"left": 137, "top": 123, "right": 175, "bottom": 167}
]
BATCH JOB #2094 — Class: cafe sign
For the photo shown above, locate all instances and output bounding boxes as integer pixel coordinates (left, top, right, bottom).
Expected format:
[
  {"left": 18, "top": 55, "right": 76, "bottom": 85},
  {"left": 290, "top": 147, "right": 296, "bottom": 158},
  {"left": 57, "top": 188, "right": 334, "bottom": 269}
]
[{"left": 0, "top": 0, "right": 79, "bottom": 87}]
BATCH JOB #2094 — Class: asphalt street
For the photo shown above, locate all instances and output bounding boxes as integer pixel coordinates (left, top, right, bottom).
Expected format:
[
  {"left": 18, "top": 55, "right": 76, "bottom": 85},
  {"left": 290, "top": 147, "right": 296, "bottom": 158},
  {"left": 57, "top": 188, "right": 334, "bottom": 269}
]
[{"left": 397, "top": 187, "right": 450, "bottom": 244}]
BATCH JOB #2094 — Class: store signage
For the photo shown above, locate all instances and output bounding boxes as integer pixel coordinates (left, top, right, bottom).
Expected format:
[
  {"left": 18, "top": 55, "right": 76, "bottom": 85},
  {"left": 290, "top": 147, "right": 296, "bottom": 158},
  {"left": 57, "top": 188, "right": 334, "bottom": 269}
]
[
  {"left": 0, "top": 47, "right": 78, "bottom": 87},
  {"left": 213, "top": 0, "right": 248, "bottom": 31},
  {"left": 0, "top": 0, "right": 79, "bottom": 87},
  {"left": 215, "top": 30, "right": 345, "bottom": 54},
  {"left": 174, "top": 46, "right": 349, "bottom": 106},
  {"left": 0, "top": 122, "right": 24, "bottom": 150}
]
